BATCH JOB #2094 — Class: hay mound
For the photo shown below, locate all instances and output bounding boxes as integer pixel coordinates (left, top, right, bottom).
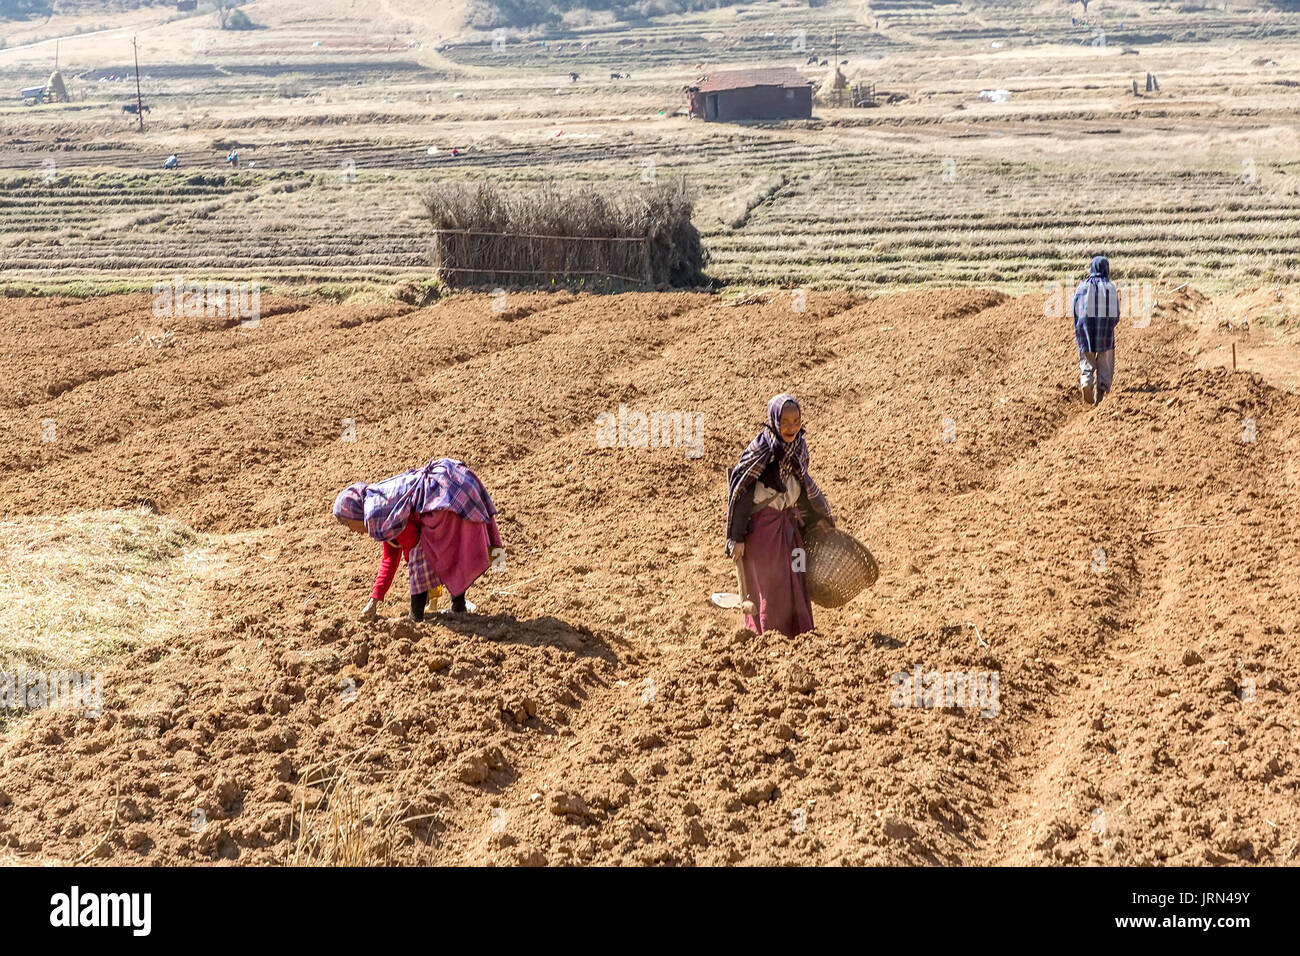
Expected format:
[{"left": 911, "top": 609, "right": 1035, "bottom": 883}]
[
  {"left": 422, "top": 177, "right": 708, "bottom": 289},
  {"left": 816, "top": 65, "right": 848, "bottom": 100},
  {"left": 46, "top": 71, "right": 68, "bottom": 102}
]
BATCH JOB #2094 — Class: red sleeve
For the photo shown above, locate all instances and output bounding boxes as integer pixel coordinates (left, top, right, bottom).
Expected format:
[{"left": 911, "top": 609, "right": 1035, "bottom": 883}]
[
  {"left": 396, "top": 513, "right": 420, "bottom": 556},
  {"left": 372, "top": 541, "right": 400, "bottom": 600}
]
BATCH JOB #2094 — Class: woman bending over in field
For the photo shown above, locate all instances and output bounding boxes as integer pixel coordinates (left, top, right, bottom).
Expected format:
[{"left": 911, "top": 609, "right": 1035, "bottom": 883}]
[
  {"left": 724, "top": 393, "right": 834, "bottom": 637},
  {"left": 333, "top": 457, "right": 503, "bottom": 621}
]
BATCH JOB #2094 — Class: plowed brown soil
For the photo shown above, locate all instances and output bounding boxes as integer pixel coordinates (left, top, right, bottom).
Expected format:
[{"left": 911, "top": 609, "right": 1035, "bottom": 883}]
[{"left": 0, "top": 288, "right": 1296, "bottom": 865}]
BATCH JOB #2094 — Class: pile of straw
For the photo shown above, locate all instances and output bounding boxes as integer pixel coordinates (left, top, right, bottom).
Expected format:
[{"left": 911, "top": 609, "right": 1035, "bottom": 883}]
[{"left": 422, "top": 177, "right": 707, "bottom": 289}]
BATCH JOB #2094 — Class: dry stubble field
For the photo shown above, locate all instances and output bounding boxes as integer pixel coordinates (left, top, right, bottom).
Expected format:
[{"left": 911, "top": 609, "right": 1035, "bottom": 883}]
[{"left": 2, "top": 0, "right": 1300, "bottom": 290}]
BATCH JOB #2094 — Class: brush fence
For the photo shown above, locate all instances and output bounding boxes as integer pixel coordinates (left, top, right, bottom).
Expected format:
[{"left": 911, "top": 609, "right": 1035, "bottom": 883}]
[{"left": 431, "top": 229, "right": 652, "bottom": 288}]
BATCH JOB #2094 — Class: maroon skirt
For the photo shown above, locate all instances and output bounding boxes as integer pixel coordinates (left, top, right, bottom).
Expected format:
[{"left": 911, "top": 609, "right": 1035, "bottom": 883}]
[
  {"left": 418, "top": 511, "right": 502, "bottom": 598},
  {"left": 740, "top": 506, "right": 814, "bottom": 637}
]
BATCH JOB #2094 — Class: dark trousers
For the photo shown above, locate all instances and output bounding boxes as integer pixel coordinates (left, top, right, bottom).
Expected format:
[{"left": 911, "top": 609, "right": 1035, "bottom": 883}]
[{"left": 410, "top": 590, "right": 466, "bottom": 620}]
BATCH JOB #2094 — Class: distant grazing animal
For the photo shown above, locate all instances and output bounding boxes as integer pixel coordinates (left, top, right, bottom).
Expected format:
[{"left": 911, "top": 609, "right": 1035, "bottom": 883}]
[
  {"left": 806, "top": 55, "right": 817, "bottom": 64},
  {"left": 610, "top": 72, "right": 629, "bottom": 80},
  {"left": 569, "top": 72, "right": 580, "bottom": 82},
  {"left": 819, "top": 59, "right": 829, "bottom": 66},
  {"left": 122, "top": 103, "right": 151, "bottom": 115}
]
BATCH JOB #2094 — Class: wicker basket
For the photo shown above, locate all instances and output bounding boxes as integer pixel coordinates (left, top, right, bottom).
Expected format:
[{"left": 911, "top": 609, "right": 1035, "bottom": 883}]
[{"left": 804, "top": 523, "right": 879, "bottom": 608}]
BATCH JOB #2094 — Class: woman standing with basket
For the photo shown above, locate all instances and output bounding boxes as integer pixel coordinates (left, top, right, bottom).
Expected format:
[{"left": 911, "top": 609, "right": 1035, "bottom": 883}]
[{"left": 724, "top": 394, "right": 834, "bottom": 637}]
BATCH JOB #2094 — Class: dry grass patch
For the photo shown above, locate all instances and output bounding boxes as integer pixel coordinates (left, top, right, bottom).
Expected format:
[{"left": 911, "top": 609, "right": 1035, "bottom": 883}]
[
  {"left": 0, "top": 507, "right": 212, "bottom": 681},
  {"left": 288, "top": 759, "right": 442, "bottom": 866}
]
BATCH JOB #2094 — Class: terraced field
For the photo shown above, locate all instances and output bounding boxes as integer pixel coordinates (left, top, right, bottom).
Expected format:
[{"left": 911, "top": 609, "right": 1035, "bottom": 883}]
[
  {"left": 4, "top": 124, "right": 1299, "bottom": 289},
  {"left": 2, "top": 0, "right": 1299, "bottom": 292},
  {"left": 1, "top": 0, "right": 1298, "bottom": 874},
  {"left": 440, "top": 0, "right": 1300, "bottom": 70},
  {"left": 710, "top": 146, "right": 1300, "bottom": 286}
]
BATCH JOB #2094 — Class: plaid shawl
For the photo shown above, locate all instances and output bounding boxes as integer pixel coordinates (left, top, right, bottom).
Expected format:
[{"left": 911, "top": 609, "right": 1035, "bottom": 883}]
[
  {"left": 724, "top": 394, "right": 831, "bottom": 551},
  {"left": 333, "top": 479, "right": 437, "bottom": 596},
  {"left": 333, "top": 483, "right": 366, "bottom": 521},
  {"left": 360, "top": 457, "right": 498, "bottom": 543},
  {"left": 1072, "top": 255, "right": 1120, "bottom": 353}
]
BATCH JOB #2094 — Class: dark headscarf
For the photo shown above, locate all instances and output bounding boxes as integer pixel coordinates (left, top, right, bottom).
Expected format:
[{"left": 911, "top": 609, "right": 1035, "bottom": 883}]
[{"left": 724, "top": 393, "right": 831, "bottom": 550}]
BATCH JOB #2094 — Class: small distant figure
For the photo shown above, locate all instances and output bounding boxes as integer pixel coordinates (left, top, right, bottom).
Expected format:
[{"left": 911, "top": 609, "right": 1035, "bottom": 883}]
[
  {"left": 450, "top": 147, "right": 460, "bottom": 157},
  {"left": 163, "top": 154, "right": 178, "bottom": 169},
  {"left": 1071, "top": 255, "right": 1121, "bottom": 406},
  {"left": 226, "top": 150, "right": 239, "bottom": 167},
  {"left": 569, "top": 72, "right": 580, "bottom": 82}
]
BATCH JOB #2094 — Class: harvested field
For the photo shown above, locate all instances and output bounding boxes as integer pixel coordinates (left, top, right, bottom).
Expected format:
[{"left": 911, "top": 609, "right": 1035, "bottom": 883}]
[
  {"left": 0, "top": 288, "right": 1296, "bottom": 865},
  {"left": 4, "top": 2, "right": 1300, "bottom": 292},
  {"left": 5, "top": 127, "right": 1299, "bottom": 290}
]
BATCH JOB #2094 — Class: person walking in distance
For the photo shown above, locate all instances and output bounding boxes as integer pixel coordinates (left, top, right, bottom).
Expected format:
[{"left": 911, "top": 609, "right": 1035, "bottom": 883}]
[{"left": 1072, "top": 255, "right": 1121, "bottom": 405}]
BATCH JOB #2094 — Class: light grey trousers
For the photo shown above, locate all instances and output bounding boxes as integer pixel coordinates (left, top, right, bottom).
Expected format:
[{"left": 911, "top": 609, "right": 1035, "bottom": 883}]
[{"left": 1078, "top": 348, "right": 1115, "bottom": 392}]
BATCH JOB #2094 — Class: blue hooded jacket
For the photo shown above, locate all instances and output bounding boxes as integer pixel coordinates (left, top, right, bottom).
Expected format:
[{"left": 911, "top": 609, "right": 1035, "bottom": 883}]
[{"left": 1071, "top": 255, "right": 1120, "bottom": 353}]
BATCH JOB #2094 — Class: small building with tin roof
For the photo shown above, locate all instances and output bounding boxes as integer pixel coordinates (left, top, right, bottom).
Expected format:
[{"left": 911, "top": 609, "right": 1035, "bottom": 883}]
[{"left": 685, "top": 67, "right": 812, "bottom": 122}]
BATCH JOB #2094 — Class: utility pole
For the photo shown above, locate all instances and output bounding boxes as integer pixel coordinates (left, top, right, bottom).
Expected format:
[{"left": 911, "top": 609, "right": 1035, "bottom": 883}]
[
  {"left": 133, "top": 36, "right": 145, "bottom": 133},
  {"left": 832, "top": 28, "right": 841, "bottom": 106}
]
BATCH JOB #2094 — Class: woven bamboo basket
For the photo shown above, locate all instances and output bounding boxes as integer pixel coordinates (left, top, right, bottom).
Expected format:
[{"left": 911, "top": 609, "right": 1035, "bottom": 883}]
[{"left": 803, "top": 523, "right": 879, "bottom": 608}]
